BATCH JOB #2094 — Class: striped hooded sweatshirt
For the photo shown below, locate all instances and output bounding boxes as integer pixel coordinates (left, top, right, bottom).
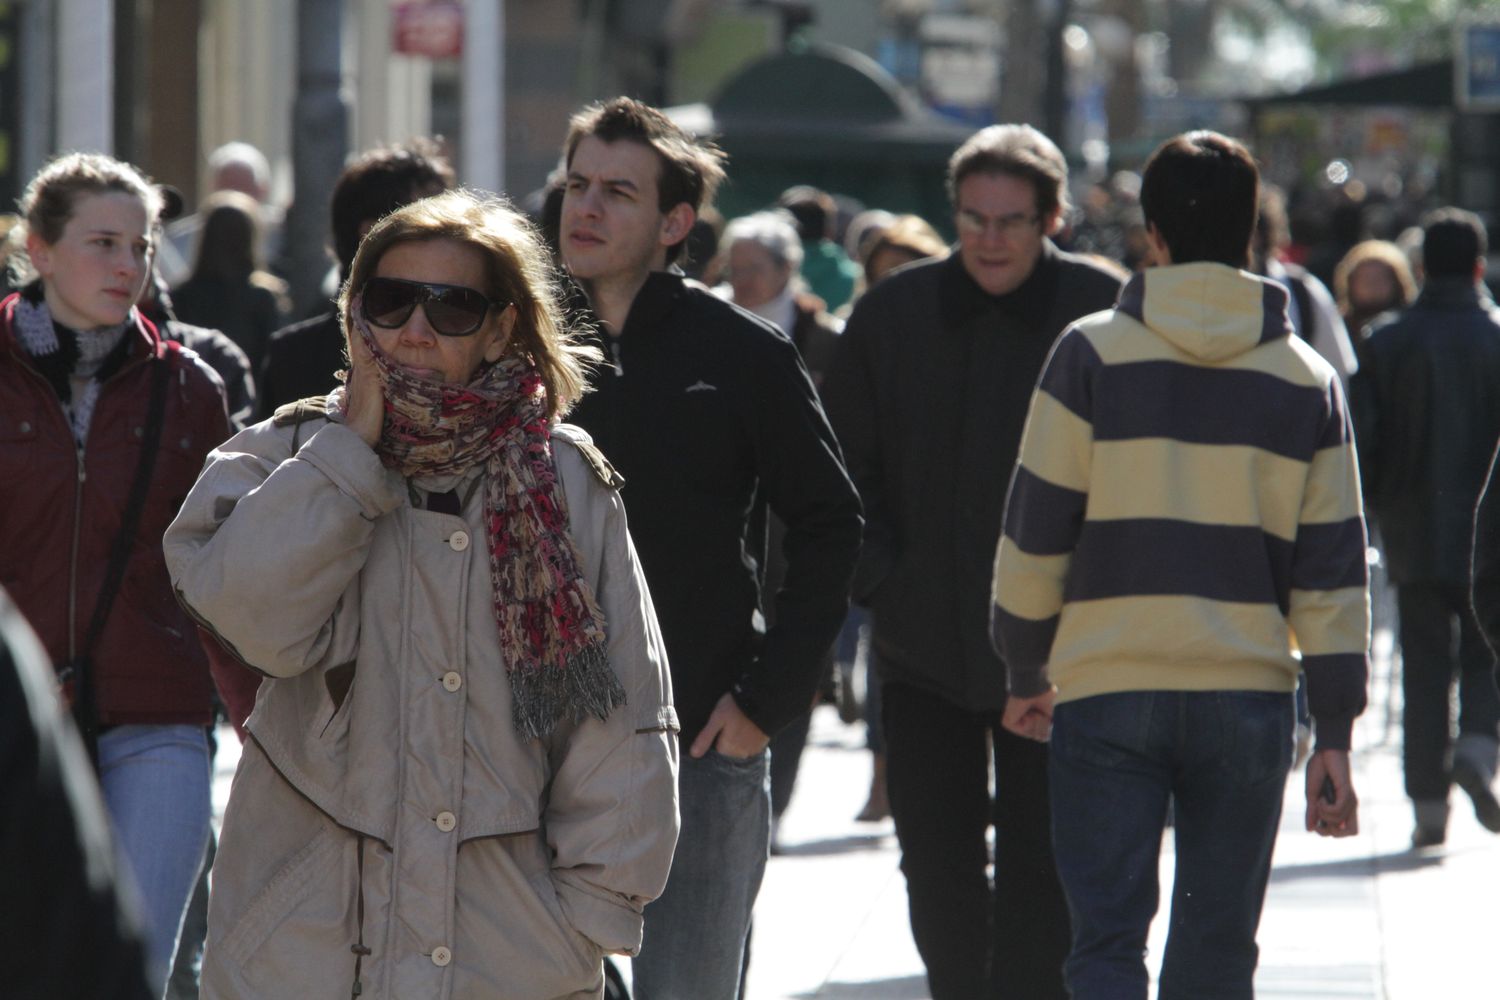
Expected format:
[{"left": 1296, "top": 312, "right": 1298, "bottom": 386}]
[{"left": 991, "top": 262, "right": 1370, "bottom": 750}]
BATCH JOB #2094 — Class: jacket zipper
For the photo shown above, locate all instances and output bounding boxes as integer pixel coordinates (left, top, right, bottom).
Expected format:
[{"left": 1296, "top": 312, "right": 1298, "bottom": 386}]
[
  {"left": 13, "top": 343, "right": 152, "bottom": 661},
  {"left": 67, "top": 442, "right": 86, "bottom": 662}
]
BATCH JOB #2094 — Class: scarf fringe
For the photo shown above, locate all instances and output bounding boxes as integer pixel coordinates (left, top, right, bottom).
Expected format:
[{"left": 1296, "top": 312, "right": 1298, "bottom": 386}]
[{"left": 510, "top": 642, "right": 627, "bottom": 742}]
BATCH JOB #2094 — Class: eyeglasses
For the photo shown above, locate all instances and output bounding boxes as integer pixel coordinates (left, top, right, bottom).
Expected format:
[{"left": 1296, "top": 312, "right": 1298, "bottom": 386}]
[
  {"left": 956, "top": 209, "right": 1041, "bottom": 239},
  {"left": 360, "top": 277, "right": 507, "bottom": 337}
]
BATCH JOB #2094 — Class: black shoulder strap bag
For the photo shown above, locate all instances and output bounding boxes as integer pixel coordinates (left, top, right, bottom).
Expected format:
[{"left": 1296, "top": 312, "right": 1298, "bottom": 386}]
[{"left": 60, "top": 347, "right": 172, "bottom": 765}]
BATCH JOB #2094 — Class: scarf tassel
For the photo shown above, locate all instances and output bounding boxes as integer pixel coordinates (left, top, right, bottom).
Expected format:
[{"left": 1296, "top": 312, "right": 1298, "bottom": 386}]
[{"left": 510, "top": 642, "right": 627, "bottom": 742}]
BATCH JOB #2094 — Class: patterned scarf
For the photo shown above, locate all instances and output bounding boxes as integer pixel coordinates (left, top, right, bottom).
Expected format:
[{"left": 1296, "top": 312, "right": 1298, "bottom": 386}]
[
  {"left": 12, "top": 291, "right": 134, "bottom": 444},
  {"left": 343, "top": 305, "right": 623, "bottom": 741}
]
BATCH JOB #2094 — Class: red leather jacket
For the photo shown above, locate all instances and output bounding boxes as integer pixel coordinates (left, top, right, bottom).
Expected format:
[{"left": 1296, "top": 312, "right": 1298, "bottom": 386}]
[{"left": 0, "top": 292, "right": 229, "bottom": 725}]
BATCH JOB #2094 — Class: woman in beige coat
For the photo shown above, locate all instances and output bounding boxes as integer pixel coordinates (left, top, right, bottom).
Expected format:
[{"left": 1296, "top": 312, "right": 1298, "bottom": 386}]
[{"left": 164, "top": 190, "right": 679, "bottom": 999}]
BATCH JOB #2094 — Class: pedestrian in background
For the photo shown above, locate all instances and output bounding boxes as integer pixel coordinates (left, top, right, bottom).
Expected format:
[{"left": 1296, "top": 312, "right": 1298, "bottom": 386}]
[
  {"left": 1351, "top": 207, "right": 1500, "bottom": 847},
  {"left": 823, "top": 124, "right": 1122, "bottom": 999},
  {"left": 1333, "top": 238, "right": 1416, "bottom": 340},
  {"left": 169, "top": 190, "right": 289, "bottom": 374},
  {"left": 165, "top": 189, "right": 678, "bottom": 998},
  {"left": 994, "top": 129, "right": 1367, "bottom": 999},
  {"left": 257, "top": 138, "right": 455, "bottom": 418},
  {"left": 0, "top": 152, "right": 229, "bottom": 994}
]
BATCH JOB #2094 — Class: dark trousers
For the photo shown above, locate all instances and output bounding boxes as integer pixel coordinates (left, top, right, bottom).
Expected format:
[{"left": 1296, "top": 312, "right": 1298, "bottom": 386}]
[
  {"left": 1399, "top": 581, "right": 1500, "bottom": 801},
  {"left": 882, "top": 680, "right": 1070, "bottom": 1000}
]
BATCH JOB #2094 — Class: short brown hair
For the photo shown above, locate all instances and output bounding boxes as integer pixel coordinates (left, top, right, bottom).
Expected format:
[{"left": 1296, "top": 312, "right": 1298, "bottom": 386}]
[
  {"left": 946, "top": 125, "right": 1070, "bottom": 222},
  {"left": 340, "top": 189, "right": 599, "bottom": 419},
  {"left": 563, "top": 97, "right": 727, "bottom": 263}
]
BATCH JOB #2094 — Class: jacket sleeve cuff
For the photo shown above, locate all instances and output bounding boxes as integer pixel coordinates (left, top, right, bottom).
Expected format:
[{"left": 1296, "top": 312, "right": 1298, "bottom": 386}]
[
  {"left": 1007, "top": 665, "right": 1052, "bottom": 699},
  {"left": 1313, "top": 714, "right": 1355, "bottom": 752},
  {"left": 296, "top": 423, "right": 405, "bottom": 519},
  {"left": 552, "top": 871, "right": 645, "bottom": 956}
]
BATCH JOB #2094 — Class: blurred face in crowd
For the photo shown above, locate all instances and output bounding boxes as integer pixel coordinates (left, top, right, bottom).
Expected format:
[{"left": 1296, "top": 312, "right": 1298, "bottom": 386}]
[
  {"left": 1347, "top": 259, "right": 1402, "bottom": 314},
  {"left": 28, "top": 191, "right": 153, "bottom": 330},
  {"left": 954, "top": 172, "right": 1055, "bottom": 296},
  {"left": 726, "top": 240, "right": 791, "bottom": 310},
  {"left": 365, "top": 237, "right": 512, "bottom": 385},
  {"left": 561, "top": 136, "right": 691, "bottom": 289}
]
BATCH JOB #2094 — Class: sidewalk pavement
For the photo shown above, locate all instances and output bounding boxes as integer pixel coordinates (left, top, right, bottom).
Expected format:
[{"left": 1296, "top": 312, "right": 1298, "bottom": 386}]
[
  {"left": 742, "top": 636, "right": 1497, "bottom": 999},
  {"left": 207, "top": 634, "right": 1497, "bottom": 999}
]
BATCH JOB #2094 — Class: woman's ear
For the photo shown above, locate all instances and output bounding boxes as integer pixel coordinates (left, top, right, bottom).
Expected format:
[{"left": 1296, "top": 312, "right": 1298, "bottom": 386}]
[
  {"left": 25, "top": 231, "right": 53, "bottom": 280},
  {"left": 485, "top": 303, "right": 518, "bottom": 363}
]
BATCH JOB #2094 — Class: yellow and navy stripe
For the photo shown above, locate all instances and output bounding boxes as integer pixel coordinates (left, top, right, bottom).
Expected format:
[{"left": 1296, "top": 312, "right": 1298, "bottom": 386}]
[{"left": 992, "top": 266, "right": 1369, "bottom": 746}]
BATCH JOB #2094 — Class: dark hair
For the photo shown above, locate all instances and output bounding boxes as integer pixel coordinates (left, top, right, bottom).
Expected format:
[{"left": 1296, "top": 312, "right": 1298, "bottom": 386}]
[
  {"left": 329, "top": 138, "right": 456, "bottom": 274},
  {"left": 946, "top": 124, "right": 1070, "bottom": 222},
  {"left": 777, "top": 185, "right": 835, "bottom": 242},
  {"left": 1420, "top": 207, "right": 1486, "bottom": 279},
  {"left": 563, "top": 97, "right": 727, "bottom": 264},
  {"left": 190, "top": 191, "right": 261, "bottom": 282},
  {"left": 1139, "top": 131, "right": 1259, "bottom": 268}
]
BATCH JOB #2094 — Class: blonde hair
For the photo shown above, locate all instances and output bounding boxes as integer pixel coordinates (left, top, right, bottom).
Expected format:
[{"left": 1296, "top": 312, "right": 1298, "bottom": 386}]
[
  {"left": 339, "top": 189, "right": 599, "bottom": 419},
  {"left": 1332, "top": 239, "right": 1417, "bottom": 317},
  {"left": 864, "top": 214, "right": 949, "bottom": 286}
]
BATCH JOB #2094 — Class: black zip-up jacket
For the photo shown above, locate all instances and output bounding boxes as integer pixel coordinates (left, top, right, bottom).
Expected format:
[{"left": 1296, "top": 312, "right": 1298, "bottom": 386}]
[
  {"left": 1351, "top": 277, "right": 1500, "bottom": 584},
  {"left": 568, "top": 271, "right": 862, "bottom": 743},
  {"left": 821, "top": 244, "right": 1122, "bottom": 711}
]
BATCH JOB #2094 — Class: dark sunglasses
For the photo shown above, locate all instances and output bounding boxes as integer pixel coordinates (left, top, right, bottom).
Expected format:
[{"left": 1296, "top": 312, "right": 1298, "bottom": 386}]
[{"left": 360, "top": 276, "right": 507, "bottom": 337}]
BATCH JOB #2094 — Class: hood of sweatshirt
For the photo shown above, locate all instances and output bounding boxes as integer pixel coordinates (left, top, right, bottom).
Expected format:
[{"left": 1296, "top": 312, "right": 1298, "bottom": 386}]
[{"left": 1116, "top": 262, "right": 1291, "bottom": 364}]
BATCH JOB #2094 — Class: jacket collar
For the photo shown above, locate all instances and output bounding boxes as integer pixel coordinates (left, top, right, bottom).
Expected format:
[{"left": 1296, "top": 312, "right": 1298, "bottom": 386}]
[
  {"left": 1414, "top": 276, "right": 1494, "bottom": 311},
  {"left": 619, "top": 268, "right": 688, "bottom": 340},
  {"left": 938, "top": 239, "right": 1062, "bottom": 331},
  {"left": 0, "top": 288, "right": 161, "bottom": 366}
]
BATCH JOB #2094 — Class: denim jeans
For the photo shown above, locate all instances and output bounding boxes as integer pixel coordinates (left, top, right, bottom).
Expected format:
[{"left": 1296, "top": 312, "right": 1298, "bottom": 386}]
[
  {"left": 1049, "top": 691, "right": 1294, "bottom": 1000},
  {"left": 632, "top": 747, "right": 770, "bottom": 1000},
  {"left": 98, "top": 723, "right": 212, "bottom": 995}
]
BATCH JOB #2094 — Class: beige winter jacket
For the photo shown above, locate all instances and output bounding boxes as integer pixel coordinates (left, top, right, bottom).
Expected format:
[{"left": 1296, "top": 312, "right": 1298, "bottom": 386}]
[{"left": 164, "top": 410, "right": 679, "bottom": 1000}]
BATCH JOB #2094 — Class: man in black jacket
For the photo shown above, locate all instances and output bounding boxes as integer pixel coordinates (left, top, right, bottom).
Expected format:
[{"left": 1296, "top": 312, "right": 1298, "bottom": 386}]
[
  {"left": 559, "top": 97, "right": 862, "bottom": 1000},
  {"left": 822, "top": 125, "right": 1122, "bottom": 1000},
  {"left": 1352, "top": 208, "right": 1500, "bottom": 847}
]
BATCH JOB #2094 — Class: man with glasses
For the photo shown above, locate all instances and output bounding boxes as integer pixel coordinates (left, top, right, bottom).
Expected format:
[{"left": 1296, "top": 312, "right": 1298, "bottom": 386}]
[
  {"left": 559, "top": 97, "right": 862, "bottom": 1000},
  {"left": 822, "top": 124, "right": 1122, "bottom": 1000}
]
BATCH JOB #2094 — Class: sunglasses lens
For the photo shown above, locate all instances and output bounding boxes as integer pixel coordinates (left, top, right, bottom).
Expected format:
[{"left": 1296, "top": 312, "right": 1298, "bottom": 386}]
[
  {"left": 362, "top": 278, "right": 417, "bottom": 328},
  {"left": 424, "top": 287, "right": 490, "bottom": 336}
]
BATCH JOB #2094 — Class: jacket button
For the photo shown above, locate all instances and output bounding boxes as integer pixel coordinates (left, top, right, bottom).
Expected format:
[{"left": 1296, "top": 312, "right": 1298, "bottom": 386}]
[
  {"left": 19, "top": 421, "right": 31, "bottom": 434},
  {"left": 435, "top": 810, "right": 456, "bottom": 832},
  {"left": 441, "top": 671, "right": 462, "bottom": 692},
  {"left": 134, "top": 426, "right": 144, "bottom": 438},
  {"left": 431, "top": 945, "right": 452, "bottom": 967},
  {"left": 448, "top": 530, "right": 470, "bottom": 551}
]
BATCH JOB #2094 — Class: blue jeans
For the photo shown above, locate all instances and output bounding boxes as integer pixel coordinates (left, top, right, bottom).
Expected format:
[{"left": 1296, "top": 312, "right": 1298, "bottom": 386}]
[
  {"left": 98, "top": 724, "right": 212, "bottom": 995},
  {"left": 632, "top": 747, "right": 770, "bottom": 1000},
  {"left": 1049, "top": 691, "right": 1294, "bottom": 1000}
]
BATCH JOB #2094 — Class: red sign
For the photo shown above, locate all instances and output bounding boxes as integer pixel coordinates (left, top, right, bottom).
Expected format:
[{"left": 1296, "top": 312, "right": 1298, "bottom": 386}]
[{"left": 392, "top": 2, "right": 464, "bottom": 60}]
